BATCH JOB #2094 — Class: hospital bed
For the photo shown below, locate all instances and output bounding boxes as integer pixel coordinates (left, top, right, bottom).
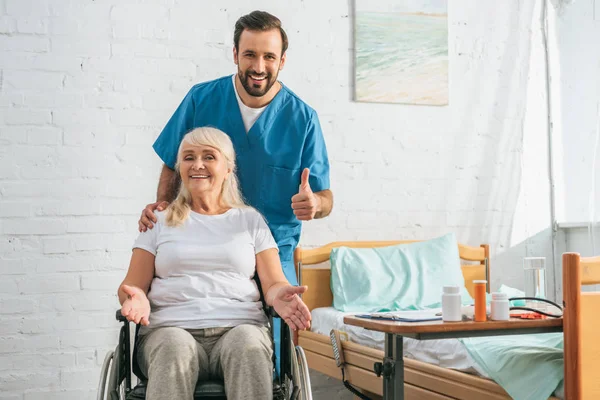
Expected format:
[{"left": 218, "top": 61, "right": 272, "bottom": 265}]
[
  {"left": 294, "top": 240, "right": 575, "bottom": 400},
  {"left": 562, "top": 252, "right": 600, "bottom": 400}
]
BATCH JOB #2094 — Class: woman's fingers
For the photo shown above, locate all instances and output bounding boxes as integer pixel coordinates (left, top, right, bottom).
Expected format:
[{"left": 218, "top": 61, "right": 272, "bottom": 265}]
[
  {"left": 291, "top": 297, "right": 311, "bottom": 322},
  {"left": 293, "top": 301, "right": 311, "bottom": 330},
  {"left": 300, "top": 304, "right": 311, "bottom": 322},
  {"left": 285, "top": 318, "right": 296, "bottom": 331},
  {"left": 275, "top": 295, "right": 312, "bottom": 330},
  {"left": 290, "top": 314, "right": 304, "bottom": 331},
  {"left": 121, "top": 303, "right": 132, "bottom": 317},
  {"left": 139, "top": 309, "right": 150, "bottom": 326},
  {"left": 129, "top": 310, "right": 140, "bottom": 324},
  {"left": 296, "top": 313, "right": 310, "bottom": 330},
  {"left": 122, "top": 296, "right": 151, "bottom": 325},
  {"left": 296, "top": 311, "right": 308, "bottom": 327},
  {"left": 125, "top": 311, "right": 148, "bottom": 325},
  {"left": 289, "top": 298, "right": 311, "bottom": 322}
]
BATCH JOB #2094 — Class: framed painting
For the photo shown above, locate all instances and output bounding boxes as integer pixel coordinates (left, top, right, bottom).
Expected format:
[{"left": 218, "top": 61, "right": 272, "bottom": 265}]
[{"left": 355, "top": 0, "right": 449, "bottom": 106}]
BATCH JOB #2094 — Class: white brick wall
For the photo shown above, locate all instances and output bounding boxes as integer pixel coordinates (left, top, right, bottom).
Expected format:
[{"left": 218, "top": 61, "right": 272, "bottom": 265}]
[{"left": 0, "top": 0, "right": 557, "bottom": 398}]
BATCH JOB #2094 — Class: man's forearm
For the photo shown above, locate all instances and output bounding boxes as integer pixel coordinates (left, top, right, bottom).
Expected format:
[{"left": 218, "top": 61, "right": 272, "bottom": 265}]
[
  {"left": 157, "top": 164, "right": 178, "bottom": 202},
  {"left": 314, "top": 189, "right": 333, "bottom": 219}
]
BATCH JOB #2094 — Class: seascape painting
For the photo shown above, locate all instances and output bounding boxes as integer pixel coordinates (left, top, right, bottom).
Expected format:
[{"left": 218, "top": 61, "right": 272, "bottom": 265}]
[{"left": 355, "top": 0, "right": 448, "bottom": 106}]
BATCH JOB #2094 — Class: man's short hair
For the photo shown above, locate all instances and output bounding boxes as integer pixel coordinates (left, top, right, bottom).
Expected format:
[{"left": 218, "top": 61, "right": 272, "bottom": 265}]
[{"left": 234, "top": 10, "right": 289, "bottom": 56}]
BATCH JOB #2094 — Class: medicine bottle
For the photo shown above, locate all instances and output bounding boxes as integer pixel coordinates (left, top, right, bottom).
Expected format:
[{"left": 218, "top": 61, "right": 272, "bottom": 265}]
[
  {"left": 473, "top": 280, "right": 488, "bottom": 322},
  {"left": 490, "top": 292, "right": 510, "bottom": 321},
  {"left": 442, "top": 286, "right": 462, "bottom": 322}
]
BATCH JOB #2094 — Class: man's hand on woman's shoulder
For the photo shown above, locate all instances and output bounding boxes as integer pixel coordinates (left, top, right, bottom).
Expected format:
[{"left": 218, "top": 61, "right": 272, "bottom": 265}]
[{"left": 138, "top": 201, "right": 169, "bottom": 232}]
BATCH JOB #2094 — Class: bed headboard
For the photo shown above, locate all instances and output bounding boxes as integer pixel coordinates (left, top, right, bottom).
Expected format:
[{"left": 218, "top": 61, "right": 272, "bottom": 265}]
[
  {"left": 293, "top": 240, "right": 490, "bottom": 312},
  {"left": 563, "top": 253, "right": 600, "bottom": 400}
]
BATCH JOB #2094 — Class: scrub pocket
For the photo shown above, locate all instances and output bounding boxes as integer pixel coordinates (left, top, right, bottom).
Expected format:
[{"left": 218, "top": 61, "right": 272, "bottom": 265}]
[{"left": 261, "top": 165, "right": 300, "bottom": 222}]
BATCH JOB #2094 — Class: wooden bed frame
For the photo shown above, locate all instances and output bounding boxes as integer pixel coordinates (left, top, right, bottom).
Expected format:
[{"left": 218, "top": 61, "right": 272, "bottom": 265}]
[
  {"left": 562, "top": 252, "right": 600, "bottom": 400},
  {"left": 294, "top": 240, "right": 566, "bottom": 400}
]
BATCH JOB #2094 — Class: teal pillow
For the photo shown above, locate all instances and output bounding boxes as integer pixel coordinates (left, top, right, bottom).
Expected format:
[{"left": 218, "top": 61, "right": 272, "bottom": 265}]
[{"left": 330, "top": 233, "right": 472, "bottom": 312}]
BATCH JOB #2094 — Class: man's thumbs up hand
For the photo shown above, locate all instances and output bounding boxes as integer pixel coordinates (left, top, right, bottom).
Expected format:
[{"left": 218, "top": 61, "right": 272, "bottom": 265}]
[
  {"left": 299, "top": 168, "right": 312, "bottom": 193},
  {"left": 291, "top": 168, "right": 320, "bottom": 221}
]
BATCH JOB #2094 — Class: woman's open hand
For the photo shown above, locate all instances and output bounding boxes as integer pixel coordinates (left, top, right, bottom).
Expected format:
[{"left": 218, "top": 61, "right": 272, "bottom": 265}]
[
  {"left": 120, "top": 284, "right": 151, "bottom": 326},
  {"left": 273, "top": 285, "right": 311, "bottom": 331}
]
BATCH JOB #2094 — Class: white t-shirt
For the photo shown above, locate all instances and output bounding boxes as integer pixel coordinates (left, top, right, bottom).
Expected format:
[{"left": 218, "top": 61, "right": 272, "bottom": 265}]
[
  {"left": 133, "top": 207, "right": 278, "bottom": 332},
  {"left": 232, "top": 74, "right": 267, "bottom": 133}
]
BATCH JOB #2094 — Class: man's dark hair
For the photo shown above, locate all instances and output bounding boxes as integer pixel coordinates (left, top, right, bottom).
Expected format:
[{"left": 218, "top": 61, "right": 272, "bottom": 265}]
[{"left": 234, "top": 11, "right": 288, "bottom": 56}]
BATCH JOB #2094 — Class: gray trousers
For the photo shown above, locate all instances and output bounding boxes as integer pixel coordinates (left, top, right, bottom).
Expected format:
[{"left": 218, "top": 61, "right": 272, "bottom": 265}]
[{"left": 137, "top": 324, "right": 273, "bottom": 400}]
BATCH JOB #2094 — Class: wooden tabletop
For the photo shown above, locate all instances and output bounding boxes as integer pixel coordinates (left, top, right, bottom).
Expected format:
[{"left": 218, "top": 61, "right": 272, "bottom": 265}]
[{"left": 343, "top": 315, "right": 563, "bottom": 335}]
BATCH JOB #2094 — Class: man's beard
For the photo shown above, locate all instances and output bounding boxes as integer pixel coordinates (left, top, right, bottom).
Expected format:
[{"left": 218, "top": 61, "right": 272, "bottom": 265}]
[{"left": 238, "top": 69, "right": 278, "bottom": 97}]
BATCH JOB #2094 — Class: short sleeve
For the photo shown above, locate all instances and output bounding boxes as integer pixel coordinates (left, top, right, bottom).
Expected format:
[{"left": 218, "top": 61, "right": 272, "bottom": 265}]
[
  {"left": 152, "top": 87, "right": 197, "bottom": 169},
  {"left": 301, "top": 111, "right": 330, "bottom": 192},
  {"left": 250, "top": 209, "right": 278, "bottom": 254},
  {"left": 132, "top": 215, "right": 161, "bottom": 256}
]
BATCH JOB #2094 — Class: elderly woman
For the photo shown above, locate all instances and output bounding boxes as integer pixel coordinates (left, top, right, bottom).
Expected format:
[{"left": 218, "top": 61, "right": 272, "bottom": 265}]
[{"left": 118, "top": 126, "right": 311, "bottom": 400}]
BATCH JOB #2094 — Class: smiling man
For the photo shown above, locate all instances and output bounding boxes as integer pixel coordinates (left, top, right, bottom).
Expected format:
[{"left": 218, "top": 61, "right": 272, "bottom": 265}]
[{"left": 139, "top": 10, "right": 333, "bottom": 287}]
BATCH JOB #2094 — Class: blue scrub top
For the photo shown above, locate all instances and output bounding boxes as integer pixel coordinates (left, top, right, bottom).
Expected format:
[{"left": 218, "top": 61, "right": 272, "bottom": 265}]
[{"left": 153, "top": 75, "right": 330, "bottom": 285}]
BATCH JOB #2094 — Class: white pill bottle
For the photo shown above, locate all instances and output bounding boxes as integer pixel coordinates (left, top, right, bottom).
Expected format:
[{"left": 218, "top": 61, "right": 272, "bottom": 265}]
[
  {"left": 490, "top": 292, "right": 510, "bottom": 321},
  {"left": 442, "top": 285, "right": 462, "bottom": 322}
]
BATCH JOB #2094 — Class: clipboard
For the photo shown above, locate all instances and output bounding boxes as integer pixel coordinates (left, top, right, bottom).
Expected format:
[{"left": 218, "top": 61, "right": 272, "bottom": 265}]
[{"left": 354, "top": 314, "right": 442, "bottom": 323}]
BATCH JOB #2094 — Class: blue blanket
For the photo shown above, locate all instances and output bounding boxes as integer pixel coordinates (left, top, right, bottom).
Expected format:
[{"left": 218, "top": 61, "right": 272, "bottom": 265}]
[{"left": 460, "top": 333, "right": 563, "bottom": 400}]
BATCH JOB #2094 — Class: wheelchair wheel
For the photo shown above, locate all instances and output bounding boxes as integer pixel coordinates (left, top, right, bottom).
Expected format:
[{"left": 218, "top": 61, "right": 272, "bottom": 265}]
[
  {"left": 288, "top": 332, "right": 312, "bottom": 400},
  {"left": 295, "top": 346, "right": 312, "bottom": 400},
  {"left": 97, "top": 350, "right": 114, "bottom": 400},
  {"left": 97, "top": 346, "right": 127, "bottom": 400}
]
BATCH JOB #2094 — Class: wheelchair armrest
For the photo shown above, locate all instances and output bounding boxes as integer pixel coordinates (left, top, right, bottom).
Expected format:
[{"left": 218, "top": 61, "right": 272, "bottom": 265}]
[{"left": 265, "top": 306, "right": 281, "bottom": 319}]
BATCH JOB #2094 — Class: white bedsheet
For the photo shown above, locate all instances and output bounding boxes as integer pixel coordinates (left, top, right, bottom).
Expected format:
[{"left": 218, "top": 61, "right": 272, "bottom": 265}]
[
  {"left": 310, "top": 307, "right": 565, "bottom": 399},
  {"left": 310, "top": 307, "right": 488, "bottom": 376}
]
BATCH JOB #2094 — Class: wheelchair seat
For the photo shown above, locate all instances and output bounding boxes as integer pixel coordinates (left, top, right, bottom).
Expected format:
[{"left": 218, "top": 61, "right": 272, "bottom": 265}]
[
  {"left": 127, "top": 380, "right": 226, "bottom": 400},
  {"left": 126, "top": 379, "right": 284, "bottom": 400}
]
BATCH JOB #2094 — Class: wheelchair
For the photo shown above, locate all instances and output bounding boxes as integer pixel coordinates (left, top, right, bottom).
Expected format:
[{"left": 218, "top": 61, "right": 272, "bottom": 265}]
[{"left": 97, "top": 306, "right": 312, "bottom": 400}]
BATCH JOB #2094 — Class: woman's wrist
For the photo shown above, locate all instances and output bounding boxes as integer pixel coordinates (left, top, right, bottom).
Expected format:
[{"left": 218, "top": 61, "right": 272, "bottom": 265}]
[{"left": 266, "top": 282, "right": 287, "bottom": 306}]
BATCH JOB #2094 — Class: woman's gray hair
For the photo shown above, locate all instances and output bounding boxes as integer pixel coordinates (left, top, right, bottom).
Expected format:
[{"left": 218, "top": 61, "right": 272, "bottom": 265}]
[{"left": 165, "top": 127, "right": 248, "bottom": 227}]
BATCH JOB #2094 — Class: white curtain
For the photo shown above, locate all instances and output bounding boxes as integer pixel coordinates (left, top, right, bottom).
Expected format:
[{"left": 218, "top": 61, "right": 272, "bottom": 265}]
[{"left": 549, "top": 0, "right": 576, "bottom": 13}]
